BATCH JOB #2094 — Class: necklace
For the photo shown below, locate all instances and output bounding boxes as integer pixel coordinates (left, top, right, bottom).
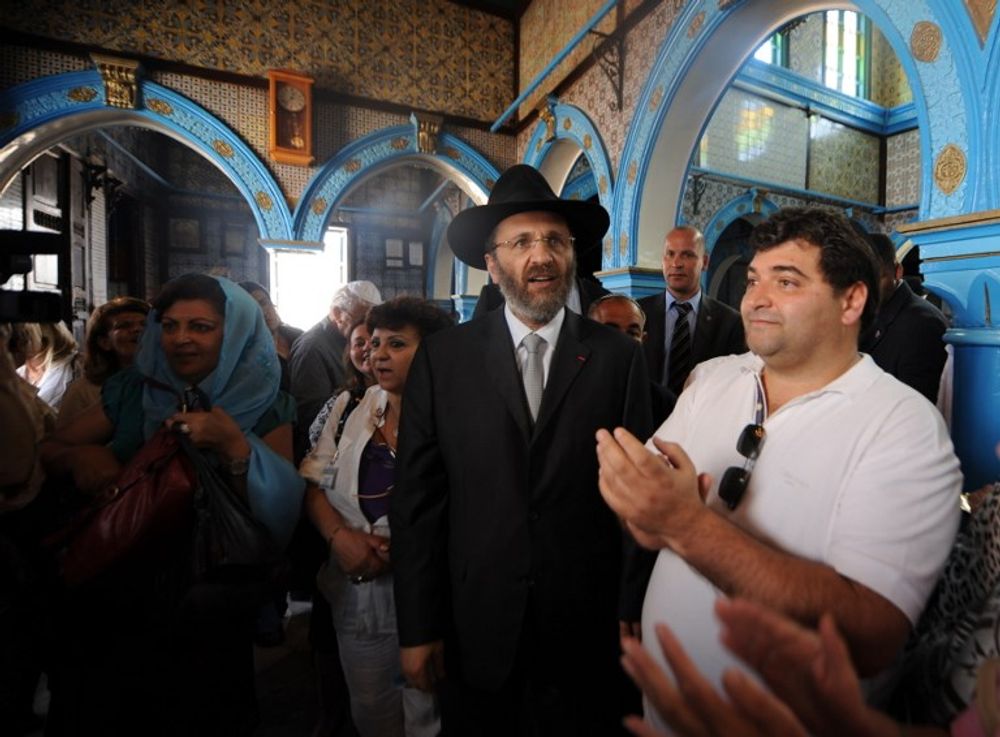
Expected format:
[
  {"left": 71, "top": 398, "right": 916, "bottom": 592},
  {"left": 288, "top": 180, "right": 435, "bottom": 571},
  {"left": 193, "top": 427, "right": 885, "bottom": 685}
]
[{"left": 373, "top": 404, "right": 399, "bottom": 439}]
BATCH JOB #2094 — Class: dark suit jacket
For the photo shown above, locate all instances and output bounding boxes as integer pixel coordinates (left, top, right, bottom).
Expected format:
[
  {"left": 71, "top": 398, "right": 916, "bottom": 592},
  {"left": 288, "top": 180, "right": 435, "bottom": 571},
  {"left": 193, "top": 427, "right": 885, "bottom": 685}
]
[
  {"left": 638, "top": 291, "right": 745, "bottom": 386},
  {"left": 860, "top": 280, "right": 948, "bottom": 403},
  {"left": 392, "top": 309, "right": 652, "bottom": 694},
  {"left": 288, "top": 318, "right": 347, "bottom": 462},
  {"left": 471, "top": 276, "right": 610, "bottom": 319}
]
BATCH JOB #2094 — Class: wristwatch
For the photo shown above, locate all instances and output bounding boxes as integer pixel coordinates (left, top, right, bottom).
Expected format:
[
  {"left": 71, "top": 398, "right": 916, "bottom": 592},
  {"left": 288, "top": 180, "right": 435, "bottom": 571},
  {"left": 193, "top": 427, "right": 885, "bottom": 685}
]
[{"left": 224, "top": 455, "right": 250, "bottom": 476}]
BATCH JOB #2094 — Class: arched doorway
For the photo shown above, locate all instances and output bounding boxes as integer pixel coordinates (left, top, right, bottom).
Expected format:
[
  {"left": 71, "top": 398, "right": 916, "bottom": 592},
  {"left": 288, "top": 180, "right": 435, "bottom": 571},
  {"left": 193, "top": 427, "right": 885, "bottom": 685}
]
[
  {"left": 293, "top": 125, "right": 500, "bottom": 319},
  {"left": 613, "top": 0, "right": 970, "bottom": 271}
]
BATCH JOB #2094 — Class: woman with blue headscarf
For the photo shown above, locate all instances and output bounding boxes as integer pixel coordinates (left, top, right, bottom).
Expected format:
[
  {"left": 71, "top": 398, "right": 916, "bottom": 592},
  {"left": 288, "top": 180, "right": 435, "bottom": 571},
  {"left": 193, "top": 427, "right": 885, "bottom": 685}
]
[{"left": 42, "top": 273, "right": 304, "bottom": 736}]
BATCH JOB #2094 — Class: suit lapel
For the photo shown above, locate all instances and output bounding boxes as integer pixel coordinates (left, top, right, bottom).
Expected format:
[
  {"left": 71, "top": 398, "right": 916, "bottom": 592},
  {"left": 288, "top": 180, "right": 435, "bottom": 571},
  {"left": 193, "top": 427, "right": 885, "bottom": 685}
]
[
  {"left": 644, "top": 293, "right": 666, "bottom": 379},
  {"left": 479, "top": 310, "right": 533, "bottom": 440},
  {"left": 866, "top": 282, "right": 908, "bottom": 350},
  {"left": 692, "top": 295, "right": 715, "bottom": 364},
  {"left": 533, "top": 311, "right": 590, "bottom": 440}
]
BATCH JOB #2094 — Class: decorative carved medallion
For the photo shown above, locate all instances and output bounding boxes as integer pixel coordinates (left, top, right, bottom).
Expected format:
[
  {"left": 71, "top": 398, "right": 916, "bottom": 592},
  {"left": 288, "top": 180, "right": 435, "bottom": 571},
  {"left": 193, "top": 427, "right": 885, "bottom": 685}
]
[
  {"left": 718, "top": 0, "right": 740, "bottom": 8},
  {"left": 410, "top": 111, "right": 443, "bottom": 154},
  {"left": 538, "top": 102, "right": 556, "bottom": 143},
  {"left": 562, "top": 117, "right": 572, "bottom": 131},
  {"left": 67, "top": 87, "right": 98, "bottom": 103},
  {"left": 344, "top": 159, "right": 362, "bottom": 173},
  {"left": 311, "top": 197, "right": 327, "bottom": 216},
  {"left": 442, "top": 146, "right": 461, "bottom": 160},
  {"left": 485, "top": 178, "right": 496, "bottom": 189},
  {"left": 619, "top": 232, "right": 629, "bottom": 260},
  {"left": 390, "top": 137, "right": 409, "bottom": 150},
  {"left": 0, "top": 112, "right": 18, "bottom": 131},
  {"left": 965, "top": 0, "right": 995, "bottom": 45},
  {"left": 146, "top": 98, "right": 173, "bottom": 116},
  {"left": 934, "top": 144, "right": 966, "bottom": 195},
  {"left": 910, "top": 21, "right": 942, "bottom": 62},
  {"left": 535, "top": 139, "right": 543, "bottom": 152},
  {"left": 91, "top": 53, "right": 141, "bottom": 109},
  {"left": 583, "top": 134, "right": 592, "bottom": 150},
  {"left": 603, "top": 236, "right": 612, "bottom": 262},
  {"left": 627, "top": 160, "right": 638, "bottom": 185},
  {"left": 598, "top": 175, "right": 608, "bottom": 195},
  {"left": 649, "top": 85, "right": 664, "bottom": 112},
  {"left": 212, "top": 140, "right": 234, "bottom": 158},
  {"left": 256, "top": 191, "right": 273, "bottom": 211},
  {"left": 688, "top": 12, "right": 705, "bottom": 38}
]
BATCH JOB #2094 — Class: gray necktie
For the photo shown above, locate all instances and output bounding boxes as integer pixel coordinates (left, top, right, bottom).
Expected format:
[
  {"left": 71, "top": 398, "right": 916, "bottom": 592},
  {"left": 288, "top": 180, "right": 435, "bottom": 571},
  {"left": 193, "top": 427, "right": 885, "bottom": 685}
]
[{"left": 521, "top": 333, "right": 545, "bottom": 421}]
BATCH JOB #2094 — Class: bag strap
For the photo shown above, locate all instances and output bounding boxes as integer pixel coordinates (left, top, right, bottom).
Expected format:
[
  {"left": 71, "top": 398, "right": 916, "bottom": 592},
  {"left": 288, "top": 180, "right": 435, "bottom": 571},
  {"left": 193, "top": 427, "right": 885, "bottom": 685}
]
[
  {"left": 143, "top": 376, "right": 212, "bottom": 412},
  {"left": 334, "top": 390, "right": 363, "bottom": 446}
]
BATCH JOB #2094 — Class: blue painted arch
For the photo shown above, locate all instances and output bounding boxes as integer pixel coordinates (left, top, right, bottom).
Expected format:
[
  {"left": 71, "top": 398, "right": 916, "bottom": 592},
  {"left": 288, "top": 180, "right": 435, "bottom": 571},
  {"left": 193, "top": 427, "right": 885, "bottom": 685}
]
[
  {"left": 523, "top": 101, "right": 614, "bottom": 267},
  {"left": 0, "top": 70, "right": 292, "bottom": 240},
  {"left": 700, "top": 190, "right": 779, "bottom": 257},
  {"left": 294, "top": 126, "right": 500, "bottom": 243},
  {"left": 613, "top": 0, "right": 973, "bottom": 271}
]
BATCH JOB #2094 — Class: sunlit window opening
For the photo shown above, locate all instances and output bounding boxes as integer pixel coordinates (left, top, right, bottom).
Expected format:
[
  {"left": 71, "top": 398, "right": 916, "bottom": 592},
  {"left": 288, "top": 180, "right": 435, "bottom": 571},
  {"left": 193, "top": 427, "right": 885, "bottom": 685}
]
[
  {"left": 824, "top": 10, "right": 868, "bottom": 97},
  {"left": 736, "top": 100, "right": 775, "bottom": 162},
  {"left": 269, "top": 226, "right": 348, "bottom": 330}
]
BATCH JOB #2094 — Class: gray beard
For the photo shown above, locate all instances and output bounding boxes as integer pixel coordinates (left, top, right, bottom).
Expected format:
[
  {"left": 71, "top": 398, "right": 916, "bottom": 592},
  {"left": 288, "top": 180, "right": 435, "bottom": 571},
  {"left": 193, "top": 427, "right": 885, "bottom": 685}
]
[{"left": 493, "top": 255, "right": 575, "bottom": 325}]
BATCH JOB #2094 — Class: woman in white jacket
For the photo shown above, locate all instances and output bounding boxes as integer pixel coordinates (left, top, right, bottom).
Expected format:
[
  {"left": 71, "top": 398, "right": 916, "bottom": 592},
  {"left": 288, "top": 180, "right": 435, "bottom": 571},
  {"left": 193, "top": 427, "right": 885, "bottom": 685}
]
[{"left": 300, "top": 296, "right": 453, "bottom": 737}]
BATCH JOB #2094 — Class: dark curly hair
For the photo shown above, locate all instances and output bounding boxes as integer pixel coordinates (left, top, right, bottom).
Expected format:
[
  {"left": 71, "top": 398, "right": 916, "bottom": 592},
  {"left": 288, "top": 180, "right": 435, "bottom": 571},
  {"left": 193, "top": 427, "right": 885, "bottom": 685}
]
[
  {"left": 83, "top": 296, "right": 151, "bottom": 384},
  {"left": 152, "top": 273, "right": 226, "bottom": 322},
  {"left": 366, "top": 296, "right": 454, "bottom": 339},
  {"left": 749, "top": 208, "right": 879, "bottom": 334}
]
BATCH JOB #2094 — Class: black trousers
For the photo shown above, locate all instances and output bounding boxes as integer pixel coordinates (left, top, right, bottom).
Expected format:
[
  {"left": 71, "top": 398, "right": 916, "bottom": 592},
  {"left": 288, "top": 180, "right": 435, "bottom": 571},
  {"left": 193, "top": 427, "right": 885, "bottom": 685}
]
[{"left": 438, "top": 613, "right": 631, "bottom": 737}]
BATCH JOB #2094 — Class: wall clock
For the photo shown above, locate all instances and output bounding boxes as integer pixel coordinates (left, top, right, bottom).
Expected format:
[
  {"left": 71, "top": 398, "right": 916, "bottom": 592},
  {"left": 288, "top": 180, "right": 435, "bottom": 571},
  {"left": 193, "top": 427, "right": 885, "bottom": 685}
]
[{"left": 267, "top": 70, "right": 314, "bottom": 166}]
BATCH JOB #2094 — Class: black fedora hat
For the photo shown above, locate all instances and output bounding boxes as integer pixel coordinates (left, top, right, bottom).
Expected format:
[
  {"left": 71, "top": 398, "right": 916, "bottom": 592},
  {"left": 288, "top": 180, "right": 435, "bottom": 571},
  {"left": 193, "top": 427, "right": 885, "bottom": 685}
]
[{"left": 448, "top": 164, "right": 610, "bottom": 269}]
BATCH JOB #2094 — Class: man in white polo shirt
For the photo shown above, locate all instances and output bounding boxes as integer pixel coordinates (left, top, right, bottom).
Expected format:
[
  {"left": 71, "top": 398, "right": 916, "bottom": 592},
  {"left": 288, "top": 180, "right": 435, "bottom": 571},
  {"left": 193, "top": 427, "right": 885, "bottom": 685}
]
[{"left": 596, "top": 207, "right": 961, "bottom": 734}]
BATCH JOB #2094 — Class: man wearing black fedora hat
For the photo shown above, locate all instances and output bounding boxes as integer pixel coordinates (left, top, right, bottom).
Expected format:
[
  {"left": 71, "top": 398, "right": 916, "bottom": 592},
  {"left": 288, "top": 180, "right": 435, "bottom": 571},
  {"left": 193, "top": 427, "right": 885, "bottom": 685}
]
[{"left": 391, "top": 164, "right": 652, "bottom": 735}]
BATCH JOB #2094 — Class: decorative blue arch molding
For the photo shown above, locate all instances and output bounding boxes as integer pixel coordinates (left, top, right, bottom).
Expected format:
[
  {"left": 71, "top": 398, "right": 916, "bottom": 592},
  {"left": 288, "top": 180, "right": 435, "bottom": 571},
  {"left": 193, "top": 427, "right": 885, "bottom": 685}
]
[
  {"left": 294, "top": 126, "right": 500, "bottom": 243},
  {"left": 612, "top": 0, "right": 972, "bottom": 273},
  {"left": 701, "top": 190, "right": 778, "bottom": 257},
  {"left": 0, "top": 70, "right": 292, "bottom": 240},
  {"left": 522, "top": 101, "right": 614, "bottom": 257},
  {"left": 561, "top": 172, "right": 599, "bottom": 202}
]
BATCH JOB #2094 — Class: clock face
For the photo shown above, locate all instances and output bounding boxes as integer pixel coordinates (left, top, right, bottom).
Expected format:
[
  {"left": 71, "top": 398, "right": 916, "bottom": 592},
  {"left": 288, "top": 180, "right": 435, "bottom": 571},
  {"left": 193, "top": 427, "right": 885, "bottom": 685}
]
[{"left": 277, "top": 83, "right": 306, "bottom": 113}]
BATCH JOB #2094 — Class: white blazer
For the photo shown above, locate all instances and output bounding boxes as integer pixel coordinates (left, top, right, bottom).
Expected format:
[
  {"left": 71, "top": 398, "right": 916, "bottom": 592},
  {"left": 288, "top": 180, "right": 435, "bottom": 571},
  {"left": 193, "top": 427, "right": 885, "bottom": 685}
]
[{"left": 300, "top": 384, "right": 397, "bottom": 635}]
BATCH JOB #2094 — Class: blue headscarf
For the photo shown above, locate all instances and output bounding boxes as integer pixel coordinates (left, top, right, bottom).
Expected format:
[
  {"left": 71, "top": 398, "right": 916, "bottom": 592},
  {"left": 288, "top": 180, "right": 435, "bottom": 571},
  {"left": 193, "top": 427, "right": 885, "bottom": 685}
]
[{"left": 135, "top": 275, "right": 303, "bottom": 547}]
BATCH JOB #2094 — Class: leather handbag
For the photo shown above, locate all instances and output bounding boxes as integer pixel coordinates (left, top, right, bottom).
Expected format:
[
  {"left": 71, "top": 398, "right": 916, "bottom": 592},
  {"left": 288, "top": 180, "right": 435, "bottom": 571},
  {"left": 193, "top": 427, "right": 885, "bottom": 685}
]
[{"left": 49, "top": 426, "right": 197, "bottom": 587}]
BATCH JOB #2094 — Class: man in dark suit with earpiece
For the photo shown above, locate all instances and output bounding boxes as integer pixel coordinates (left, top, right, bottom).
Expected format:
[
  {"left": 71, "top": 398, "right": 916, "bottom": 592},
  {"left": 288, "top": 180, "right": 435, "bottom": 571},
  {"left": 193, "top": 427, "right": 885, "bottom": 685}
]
[{"left": 638, "top": 225, "right": 745, "bottom": 396}]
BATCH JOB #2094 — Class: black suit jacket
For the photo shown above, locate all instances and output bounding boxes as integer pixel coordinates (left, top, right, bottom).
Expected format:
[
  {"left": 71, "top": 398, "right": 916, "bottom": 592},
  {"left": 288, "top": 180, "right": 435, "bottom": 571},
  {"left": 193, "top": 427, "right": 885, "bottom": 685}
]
[
  {"left": 638, "top": 291, "right": 745, "bottom": 386},
  {"left": 471, "top": 276, "right": 610, "bottom": 319},
  {"left": 392, "top": 309, "right": 652, "bottom": 693},
  {"left": 860, "top": 280, "right": 948, "bottom": 403}
]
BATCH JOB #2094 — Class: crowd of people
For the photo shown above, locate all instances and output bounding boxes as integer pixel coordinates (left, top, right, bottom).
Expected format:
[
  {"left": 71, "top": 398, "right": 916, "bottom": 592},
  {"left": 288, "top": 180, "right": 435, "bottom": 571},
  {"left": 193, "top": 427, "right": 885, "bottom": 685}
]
[{"left": 0, "top": 162, "right": 995, "bottom": 737}]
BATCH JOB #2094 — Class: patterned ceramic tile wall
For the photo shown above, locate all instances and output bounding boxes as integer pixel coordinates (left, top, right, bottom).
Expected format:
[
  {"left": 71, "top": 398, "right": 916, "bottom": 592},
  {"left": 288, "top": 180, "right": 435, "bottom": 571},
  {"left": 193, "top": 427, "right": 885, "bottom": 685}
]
[
  {"left": 788, "top": 13, "right": 824, "bottom": 83},
  {"left": 519, "top": 0, "right": 612, "bottom": 116},
  {"left": 3, "top": 0, "right": 515, "bottom": 122},
  {"left": 681, "top": 175, "right": 883, "bottom": 240},
  {"left": 808, "top": 117, "right": 880, "bottom": 203},
  {"left": 870, "top": 27, "right": 913, "bottom": 108},
  {"left": 0, "top": 44, "right": 88, "bottom": 89},
  {"left": 885, "top": 129, "right": 921, "bottom": 208},
  {"left": 354, "top": 225, "right": 426, "bottom": 299},
  {"left": 523, "top": 0, "right": 679, "bottom": 172},
  {"left": 700, "top": 88, "right": 808, "bottom": 190}
]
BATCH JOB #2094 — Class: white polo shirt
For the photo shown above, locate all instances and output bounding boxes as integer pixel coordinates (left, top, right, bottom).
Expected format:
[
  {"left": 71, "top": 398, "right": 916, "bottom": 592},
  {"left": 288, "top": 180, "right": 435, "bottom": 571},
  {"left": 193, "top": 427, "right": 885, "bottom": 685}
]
[{"left": 641, "top": 352, "right": 961, "bottom": 726}]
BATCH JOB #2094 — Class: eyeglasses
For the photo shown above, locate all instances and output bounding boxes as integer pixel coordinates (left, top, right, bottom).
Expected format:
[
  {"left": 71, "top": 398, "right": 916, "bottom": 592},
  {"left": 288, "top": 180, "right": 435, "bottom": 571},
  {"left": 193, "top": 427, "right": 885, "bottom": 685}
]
[
  {"left": 717, "top": 423, "right": 765, "bottom": 510},
  {"left": 492, "top": 234, "right": 575, "bottom": 253}
]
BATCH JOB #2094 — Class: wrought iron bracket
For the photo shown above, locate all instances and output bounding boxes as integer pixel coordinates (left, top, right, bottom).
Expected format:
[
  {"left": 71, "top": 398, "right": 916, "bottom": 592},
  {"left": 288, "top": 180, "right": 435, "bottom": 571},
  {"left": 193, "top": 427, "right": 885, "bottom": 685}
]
[{"left": 589, "top": 27, "right": 624, "bottom": 112}]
